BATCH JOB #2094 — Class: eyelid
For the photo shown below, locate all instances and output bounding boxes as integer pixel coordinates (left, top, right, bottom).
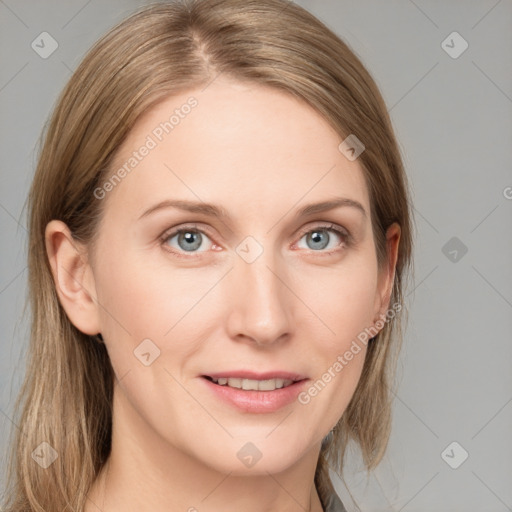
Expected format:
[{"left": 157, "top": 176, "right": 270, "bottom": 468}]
[
  {"left": 160, "top": 222, "right": 214, "bottom": 241},
  {"left": 159, "top": 223, "right": 217, "bottom": 258},
  {"left": 292, "top": 222, "right": 352, "bottom": 252},
  {"left": 159, "top": 221, "right": 352, "bottom": 257},
  {"left": 295, "top": 222, "right": 350, "bottom": 242}
]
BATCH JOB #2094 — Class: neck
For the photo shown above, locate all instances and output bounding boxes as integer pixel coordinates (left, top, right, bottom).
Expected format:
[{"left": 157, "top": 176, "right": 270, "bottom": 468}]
[{"left": 85, "top": 384, "right": 325, "bottom": 512}]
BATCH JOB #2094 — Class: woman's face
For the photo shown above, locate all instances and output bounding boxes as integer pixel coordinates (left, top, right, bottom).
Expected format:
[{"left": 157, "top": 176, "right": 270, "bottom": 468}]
[{"left": 72, "top": 76, "right": 398, "bottom": 475}]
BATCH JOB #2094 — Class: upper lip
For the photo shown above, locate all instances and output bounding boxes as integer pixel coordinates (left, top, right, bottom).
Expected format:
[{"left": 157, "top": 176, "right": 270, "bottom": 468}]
[{"left": 202, "top": 371, "right": 308, "bottom": 381}]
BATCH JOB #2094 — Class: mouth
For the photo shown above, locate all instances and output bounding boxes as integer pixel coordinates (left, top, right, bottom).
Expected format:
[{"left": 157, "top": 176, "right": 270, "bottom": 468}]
[
  {"left": 200, "top": 373, "right": 310, "bottom": 413},
  {"left": 202, "top": 375, "right": 301, "bottom": 391}
]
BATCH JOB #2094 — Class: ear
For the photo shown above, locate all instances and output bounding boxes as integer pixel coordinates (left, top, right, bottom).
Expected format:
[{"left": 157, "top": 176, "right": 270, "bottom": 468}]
[
  {"left": 372, "top": 222, "right": 401, "bottom": 329},
  {"left": 45, "top": 220, "right": 101, "bottom": 336}
]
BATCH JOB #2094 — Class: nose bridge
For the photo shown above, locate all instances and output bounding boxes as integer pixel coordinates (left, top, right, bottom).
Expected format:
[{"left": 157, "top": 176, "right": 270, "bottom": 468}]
[{"left": 228, "top": 238, "right": 292, "bottom": 344}]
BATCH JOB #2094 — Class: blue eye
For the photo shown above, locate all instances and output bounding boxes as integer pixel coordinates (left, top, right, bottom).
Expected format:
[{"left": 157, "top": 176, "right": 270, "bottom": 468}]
[
  {"left": 163, "top": 227, "right": 213, "bottom": 253},
  {"left": 296, "top": 225, "right": 349, "bottom": 252},
  {"left": 160, "top": 222, "right": 350, "bottom": 258}
]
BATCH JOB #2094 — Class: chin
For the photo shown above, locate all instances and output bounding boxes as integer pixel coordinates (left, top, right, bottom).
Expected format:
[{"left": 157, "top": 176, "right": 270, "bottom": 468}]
[{"left": 194, "top": 437, "right": 314, "bottom": 476}]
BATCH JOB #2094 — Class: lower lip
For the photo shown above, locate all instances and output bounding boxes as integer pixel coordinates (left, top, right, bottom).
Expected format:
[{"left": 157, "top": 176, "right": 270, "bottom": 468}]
[{"left": 200, "top": 377, "right": 309, "bottom": 413}]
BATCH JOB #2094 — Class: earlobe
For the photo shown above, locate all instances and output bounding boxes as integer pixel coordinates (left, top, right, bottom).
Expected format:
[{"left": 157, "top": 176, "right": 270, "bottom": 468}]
[{"left": 45, "top": 220, "right": 101, "bottom": 336}]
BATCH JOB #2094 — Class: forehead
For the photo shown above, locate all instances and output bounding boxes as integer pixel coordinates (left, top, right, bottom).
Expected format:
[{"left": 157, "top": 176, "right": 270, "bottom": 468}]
[{"left": 103, "top": 77, "right": 370, "bottom": 220}]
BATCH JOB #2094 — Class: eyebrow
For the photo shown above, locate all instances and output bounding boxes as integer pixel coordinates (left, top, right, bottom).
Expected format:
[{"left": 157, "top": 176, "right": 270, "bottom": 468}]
[{"left": 138, "top": 197, "right": 367, "bottom": 221}]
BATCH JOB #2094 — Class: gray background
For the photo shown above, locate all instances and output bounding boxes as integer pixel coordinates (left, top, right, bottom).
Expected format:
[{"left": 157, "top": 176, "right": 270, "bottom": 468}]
[{"left": 1, "top": 0, "right": 511, "bottom": 510}]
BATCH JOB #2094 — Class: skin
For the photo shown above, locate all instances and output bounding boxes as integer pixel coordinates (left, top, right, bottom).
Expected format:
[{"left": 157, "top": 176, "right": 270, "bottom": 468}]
[{"left": 46, "top": 75, "right": 400, "bottom": 512}]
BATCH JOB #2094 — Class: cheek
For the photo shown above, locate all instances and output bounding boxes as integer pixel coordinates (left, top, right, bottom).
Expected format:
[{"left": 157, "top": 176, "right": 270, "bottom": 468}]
[
  {"left": 93, "top": 250, "right": 225, "bottom": 372},
  {"left": 297, "top": 253, "right": 379, "bottom": 349},
  {"left": 293, "top": 254, "right": 377, "bottom": 417}
]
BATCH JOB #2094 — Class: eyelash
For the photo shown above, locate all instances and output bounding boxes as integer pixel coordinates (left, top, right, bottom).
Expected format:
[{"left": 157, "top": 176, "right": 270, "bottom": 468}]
[{"left": 159, "top": 222, "right": 352, "bottom": 259}]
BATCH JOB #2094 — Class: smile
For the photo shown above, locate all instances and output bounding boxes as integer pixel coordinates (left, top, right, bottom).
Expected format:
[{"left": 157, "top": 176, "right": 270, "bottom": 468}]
[
  {"left": 201, "top": 375, "right": 310, "bottom": 413},
  {"left": 205, "top": 376, "right": 295, "bottom": 391}
]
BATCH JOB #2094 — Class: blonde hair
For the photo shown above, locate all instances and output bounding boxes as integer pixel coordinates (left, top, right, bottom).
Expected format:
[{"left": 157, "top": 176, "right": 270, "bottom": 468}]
[{"left": 2, "top": 0, "right": 414, "bottom": 510}]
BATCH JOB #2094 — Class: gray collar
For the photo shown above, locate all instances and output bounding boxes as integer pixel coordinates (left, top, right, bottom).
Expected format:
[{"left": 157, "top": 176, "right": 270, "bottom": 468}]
[{"left": 322, "top": 489, "right": 348, "bottom": 512}]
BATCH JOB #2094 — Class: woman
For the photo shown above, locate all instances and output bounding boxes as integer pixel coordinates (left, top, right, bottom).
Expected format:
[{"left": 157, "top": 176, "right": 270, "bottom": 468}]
[{"left": 2, "top": 0, "right": 414, "bottom": 510}]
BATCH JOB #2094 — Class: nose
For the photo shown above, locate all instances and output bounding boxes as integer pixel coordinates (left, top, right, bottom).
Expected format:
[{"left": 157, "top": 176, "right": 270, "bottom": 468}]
[{"left": 225, "top": 246, "right": 293, "bottom": 347}]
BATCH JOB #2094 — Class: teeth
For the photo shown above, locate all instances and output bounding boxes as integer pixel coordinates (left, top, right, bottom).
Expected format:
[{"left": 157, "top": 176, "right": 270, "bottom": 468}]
[
  {"left": 211, "top": 377, "right": 294, "bottom": 391},
  {"left": 228, "top": 377, "right": 242, "bottom": 388},
  {"left": 258, "top": 379, "right": 281, "bottom": 391},
  {"left": 275, "top": 379, "right": 287, "bottom": 390},
  {"left": 242, "top": 379, "right": 259, "bottom": 390}
]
